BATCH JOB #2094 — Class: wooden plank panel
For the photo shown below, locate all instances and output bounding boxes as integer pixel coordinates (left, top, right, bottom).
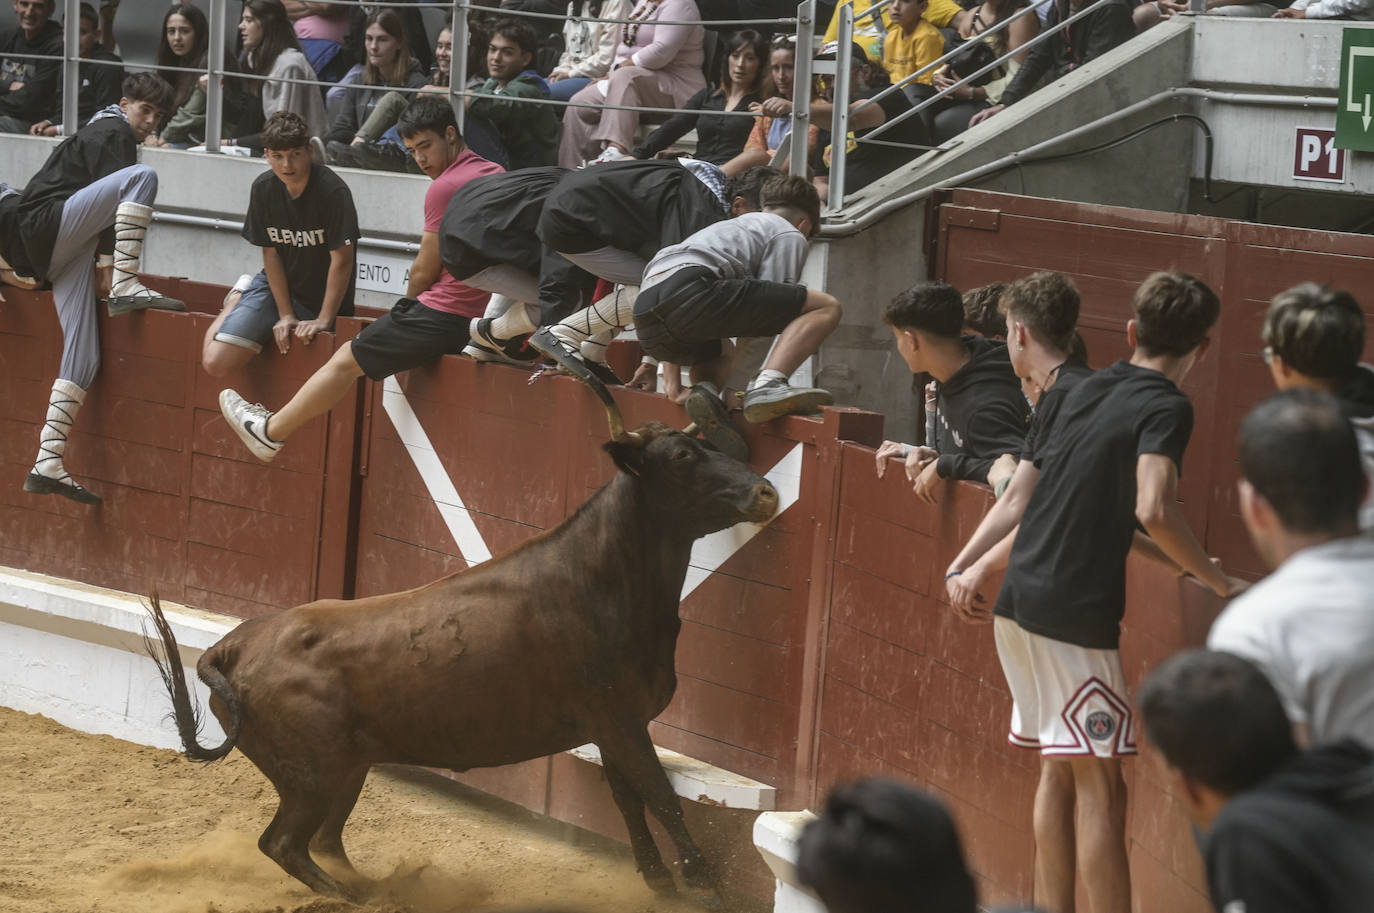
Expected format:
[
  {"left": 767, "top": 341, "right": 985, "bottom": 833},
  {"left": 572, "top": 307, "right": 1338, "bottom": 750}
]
[
  {"left": 824, "top": 619, "right": 924, "bottom": 712},
  {"left": 679, "top": 574, "right": 793, "bottom": 647},
  {"left": 916, "top": 718, "right": 1035, "bottom": 829},
  {"left": 657, "top": 674, "right": 785, "bottom": 762},
  {"left": 185, "top": 540, "right": 313, "bottom": 609},
  {"left": 829, "top": 562, "right": 931, "bottom": 656},
  {"left": 649, "top": 719, "right": 780, "bottom": 788},
  {"left": 675, "top": 619, "right": 790, "bottom": 704},
  {"left": 818, "top": 676, "right": 922, "bottom": 776}
]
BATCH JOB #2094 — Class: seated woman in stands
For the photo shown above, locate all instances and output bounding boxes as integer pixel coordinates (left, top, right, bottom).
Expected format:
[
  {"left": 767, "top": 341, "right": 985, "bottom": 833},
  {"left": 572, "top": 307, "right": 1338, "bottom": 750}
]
[
  {"left": 558, "top": 0, "right": 707, "bottom": 167},
  {"left": 929, "top": 0, "right": 1039, "bottom": 142},
  {"left": 225, "top": 0, "right": 327, "bottom": 151},
  {"left": 720, "top": 34, "right": 823, "bottom": 176},
  {"left": 147, "top": 4, "right": 252, "bottom": 149},
  {"left": 548, "top": 0, "right": 635, "bottom": 103},
  {"left": 323, "top": 8, "right": 427, "bottom": 162},
  {"left": 630, "top": 29, "right": 770, "bottom": 166}
]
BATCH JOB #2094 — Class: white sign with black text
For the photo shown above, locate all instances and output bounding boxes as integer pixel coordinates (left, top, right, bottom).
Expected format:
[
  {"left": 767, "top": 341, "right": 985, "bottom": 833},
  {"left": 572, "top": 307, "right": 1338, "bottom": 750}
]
[{"left": 355, "top": 250, "right": 413, "bottom": 296}]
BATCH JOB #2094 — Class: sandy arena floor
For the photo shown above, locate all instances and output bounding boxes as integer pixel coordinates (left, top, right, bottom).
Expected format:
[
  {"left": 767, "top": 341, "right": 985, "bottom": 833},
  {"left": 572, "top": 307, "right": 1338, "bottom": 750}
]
[{"left": 0, "top": 706, "right": 744, "bottom": 913}]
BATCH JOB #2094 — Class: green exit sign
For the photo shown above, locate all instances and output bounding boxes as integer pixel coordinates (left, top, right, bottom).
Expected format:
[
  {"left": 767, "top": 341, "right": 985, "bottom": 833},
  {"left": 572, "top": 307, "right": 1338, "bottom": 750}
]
[{"left": 1337, "top": 28, "right": 1374, "bottom": 151}]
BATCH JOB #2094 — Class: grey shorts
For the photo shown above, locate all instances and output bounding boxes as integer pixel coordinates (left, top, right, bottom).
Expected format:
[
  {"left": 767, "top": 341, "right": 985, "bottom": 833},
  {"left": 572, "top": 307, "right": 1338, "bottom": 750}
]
[{"left": 213, "top": 271, "right": 326, "bottom": 352}]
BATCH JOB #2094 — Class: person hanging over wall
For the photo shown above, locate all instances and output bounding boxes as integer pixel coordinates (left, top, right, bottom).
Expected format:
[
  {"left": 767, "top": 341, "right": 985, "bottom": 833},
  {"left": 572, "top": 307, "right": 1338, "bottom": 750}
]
[
  {"left": 0, "top": 72, "right": 185, "bottom": 505},
  {"left": 1138, "top": 649, "right": 1374, "bottom": 913},
  {"left": 0, "top": 0, "right": 63, "bottom": 134},
  {"left": 465, "top": 19, "right": 561, "bottom": 170},
  {"left": 201, "top": 111, "right": 358, "bottom": 377},
  {"left": 878, "top": 280, "right": 1030, "bottom": 502},
  {"left": 539, "top": 174, "right": 838, "bottom": 431},
  {"left": 218, "top": 98, "right": 502, "bottom": 463},
  {"left": 26, "top": 3, "right": 123, "bottom": 138},
  {"left": 986, "top": 272, "right": 1245, "bottom": 913},
  {"left": 1208, "top": 390, "right": 1374, "bottom": 749}
]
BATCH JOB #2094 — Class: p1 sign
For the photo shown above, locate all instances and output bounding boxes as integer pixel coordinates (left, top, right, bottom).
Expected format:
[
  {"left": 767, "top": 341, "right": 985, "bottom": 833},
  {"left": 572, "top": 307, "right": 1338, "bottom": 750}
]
[{"left": 1293, "top": 127, "right": 1345, "bottom": 184}]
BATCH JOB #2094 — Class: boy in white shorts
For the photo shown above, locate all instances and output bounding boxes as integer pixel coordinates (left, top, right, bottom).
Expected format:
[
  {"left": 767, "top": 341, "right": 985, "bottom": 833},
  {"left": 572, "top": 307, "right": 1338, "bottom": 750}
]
[{"left": 988, "top": 273, "right": 1245, "bottom": 913}]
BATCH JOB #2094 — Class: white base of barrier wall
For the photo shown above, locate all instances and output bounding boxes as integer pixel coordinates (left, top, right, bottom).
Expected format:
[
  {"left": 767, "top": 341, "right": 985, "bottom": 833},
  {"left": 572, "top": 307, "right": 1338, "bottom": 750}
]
[
  {"left": 754, "top": 810, "right": 826, "bottom": 913},
  {"left": 0, "top": 566, "right": 233, "bottom": 750}
]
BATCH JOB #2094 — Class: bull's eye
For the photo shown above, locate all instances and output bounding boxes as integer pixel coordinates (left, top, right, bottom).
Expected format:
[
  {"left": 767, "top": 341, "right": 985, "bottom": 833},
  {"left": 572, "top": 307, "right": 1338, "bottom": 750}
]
[{"left": 672, "top": 448, "right": 694, "bottom": 462}]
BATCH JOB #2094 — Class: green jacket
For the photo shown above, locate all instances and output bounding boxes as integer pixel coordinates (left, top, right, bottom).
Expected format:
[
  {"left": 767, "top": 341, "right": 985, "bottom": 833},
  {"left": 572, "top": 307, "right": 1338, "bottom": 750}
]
[{"left": 468, "top": 71, "right": 560, "bottom": 170}]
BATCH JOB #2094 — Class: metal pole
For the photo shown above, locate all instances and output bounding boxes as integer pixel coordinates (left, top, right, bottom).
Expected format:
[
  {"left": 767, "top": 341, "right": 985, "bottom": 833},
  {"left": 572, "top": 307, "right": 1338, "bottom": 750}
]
[
  {"left": 61, "top": 0, "right": 79, "bottom": 136},
  {"left": 206, "top": 0, "right": 225, "bottom": 153},
  {"left": 452, "top": 0, "right": 469, "bottom": 131},
  {"left": 787, "top": 0, "right": 815, "bottom": 178},
  {"left": 828, "top": 4, "right": 853, "bottom": 211}
]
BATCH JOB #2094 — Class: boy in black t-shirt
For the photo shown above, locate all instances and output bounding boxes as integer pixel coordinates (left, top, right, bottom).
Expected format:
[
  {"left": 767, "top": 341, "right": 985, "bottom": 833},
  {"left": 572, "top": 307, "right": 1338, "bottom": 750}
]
[
  {"left": 878, "top": 281, "right": 1030, "bottom": 502},
  {"left": 988, "top": 273, "right": 1244, "bottom": 913},
  {"left": 201, "top": 111, "right": 360, "bottom": 377}
]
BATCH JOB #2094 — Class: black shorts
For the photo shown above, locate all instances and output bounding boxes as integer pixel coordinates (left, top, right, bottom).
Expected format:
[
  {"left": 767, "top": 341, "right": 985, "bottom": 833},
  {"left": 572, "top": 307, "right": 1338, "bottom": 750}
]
[
  {"left": 632, "top": 266, "right": 808, "bottom": 365},
  {"left": 350, "top": 297, "right": 472, "bottom": 381}
]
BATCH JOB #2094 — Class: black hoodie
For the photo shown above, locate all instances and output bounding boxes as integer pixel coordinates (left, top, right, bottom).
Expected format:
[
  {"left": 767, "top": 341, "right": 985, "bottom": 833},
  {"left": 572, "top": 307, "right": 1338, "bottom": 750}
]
[
  {"left": 933, "top": 335, "right": 1032, "bottom": 482},
  {"left": 0, "top": 18, "right": 63, "bottom": 122},
  {"left": 1338, "top": 365, "right": 1374, "bottom": 531},
  {"left": 1205, "top": 740, "right": 1374, "bottom": 913}
]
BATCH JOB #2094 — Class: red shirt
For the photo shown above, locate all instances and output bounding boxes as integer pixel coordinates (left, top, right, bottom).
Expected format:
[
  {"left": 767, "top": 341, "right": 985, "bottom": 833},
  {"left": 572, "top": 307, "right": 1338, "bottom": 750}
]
[{"left": 418, "top": 148, "right": 503, "bottom": 317}]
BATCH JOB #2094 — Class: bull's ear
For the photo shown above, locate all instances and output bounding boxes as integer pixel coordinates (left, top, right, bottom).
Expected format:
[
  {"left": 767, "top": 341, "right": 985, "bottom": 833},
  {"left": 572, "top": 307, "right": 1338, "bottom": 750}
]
[{"left": 604, "top": 439, "right": 645, "bottom": 476}]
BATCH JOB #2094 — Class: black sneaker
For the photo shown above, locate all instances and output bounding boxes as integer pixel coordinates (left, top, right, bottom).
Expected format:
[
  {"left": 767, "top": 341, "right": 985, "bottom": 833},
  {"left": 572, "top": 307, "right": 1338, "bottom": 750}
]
[
  {"left": 24, "top": 471, "right": 101, "bottom": 504},
  {"left": 741, "top": 378, "right": 833, "bottom": 423},
  {"left": 685, "top": 382, "right": 749, "bottom": 462},
  {"left": 464, "top": 318, "right": 539, "bottom": 365}
]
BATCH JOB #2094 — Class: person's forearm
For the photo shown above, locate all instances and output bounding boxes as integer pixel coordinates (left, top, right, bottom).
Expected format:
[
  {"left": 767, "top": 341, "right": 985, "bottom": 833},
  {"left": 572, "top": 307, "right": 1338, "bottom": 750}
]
[
  {"left": 1130, "top": 529, "right": 1182, "bottom": 573},
  {"left": 406, "top": 262, "right": 439, "bottom": 299},
  {"left": 263, "top": 252, "right": 295, "bottom": 319},
  {"left": 969, "top": 526, "right": 1016, "bottom": 578},
  {"left": 949, "top": 479, "right": 1028, "bottom": 571},
  {"left": 1139, "top": 500, "right": 1226, "bottom": 592},
  {"left": 318, "top": 253, "right": 352, "bottom": 323}
]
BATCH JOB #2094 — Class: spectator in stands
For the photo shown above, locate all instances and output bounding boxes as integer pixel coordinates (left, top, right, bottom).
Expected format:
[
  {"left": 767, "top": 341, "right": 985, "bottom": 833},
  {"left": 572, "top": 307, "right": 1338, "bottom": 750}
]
[
  {"left": 1138, "top": 649, "right": 1374, "bottom": 913},
  {"left": 219, "top": 98, "right": 501, "bottom": 463},
  {"left": 0, "top": 0, "right": 63, "bottom": 134},
  {"left": 813, "top": 42, "right": 930, "bottom": 200},
  {"left": 722, "top": 34, "right": 823, "bottom": 176},
  {"left": 465, "top": 19, "right": 560, "bottom": 170},
  {"left": 553, "top": 174, "right": 835, "bottom": 432},
  {"left": 345, "top": 4, "right": 432, "bottom": 76},
  {"left": 630, "top": 30, "right": 770, "bottom": 166},
  {"left": 931, "top": 0, "right": 1040, "bottom": 142},
  {"left": 937, "top": 273, "right": 1091, "bottom": 618},
  {"left": 795, "top": 778, "right": 980, "bottom": 913},
  {"left": 515, "top": 161, "right": 775, "bottom": 388},
  {"left": 883, "top": 0, "right": 943, "bottom": 89},
  {"left": 324, "top": 9, "right": 427, "bottom": 160},
  {"left": 321, "top": 26, "right": 454, "bottom": 172},
  {"left": 879, "top": 280, "right": 1030, "bottom": 501},
  {"left": 229, "top": 0, "right": 327, "bottom": 151},
  {"left": 1273, "top": 0, "right": 1372, "bottom": 17},
  {"left": 1256, "top": 283, "right": 1374, "bottom": 531},
  {"left": 988, "top": 272, "right": 1243, "bottom": 913},
  {"left": 201, "top": 111, "right": 358, "bottom": 377},
  {"left": 824, "top": 0, "right": 971, "bottom": 63},
  {"left": 285, "top": 0, "right": 352, "bottom": 87},
  {"left": 969, "top": 0, "right": 1133, "bottom": 127},
  {"left": 558, "top": 0, "right": 707, "bottom": 167},
  {"left": 1207, "top": 391, "right": 1374, "bottom": 748},
  {"left": 0, "top": 72, "right": 184, "bottom": 504},
  {"left": 144, "top": 5, "right": 251, "bottom": 149},
  {"left": 548, "top": 0, "right": 635, "bottom": 103},
  {"left": 27, "top": 3, "right": 122, "bottom": 138}
]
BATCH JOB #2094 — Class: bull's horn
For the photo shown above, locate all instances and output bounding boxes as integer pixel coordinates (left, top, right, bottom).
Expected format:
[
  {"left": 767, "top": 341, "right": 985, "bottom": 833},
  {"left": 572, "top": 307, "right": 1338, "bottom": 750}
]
[
  {"left": 569, "top": 360, "right": 637, "bottom": 442},
  {"left": 682, "top": 421, "right": 698, "bottom": 435}
]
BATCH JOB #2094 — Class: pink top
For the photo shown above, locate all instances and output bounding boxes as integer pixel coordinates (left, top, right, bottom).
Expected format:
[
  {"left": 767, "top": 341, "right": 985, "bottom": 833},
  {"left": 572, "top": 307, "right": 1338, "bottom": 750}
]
[
  {"left": 615, "top": 0, "right": 704, "bottom": 73},
  {"left": 294, "top": 13, "right": 349, "bottom": 44},
  {"left": 418, "top": 150, "right": 504, "bottom": 317}
]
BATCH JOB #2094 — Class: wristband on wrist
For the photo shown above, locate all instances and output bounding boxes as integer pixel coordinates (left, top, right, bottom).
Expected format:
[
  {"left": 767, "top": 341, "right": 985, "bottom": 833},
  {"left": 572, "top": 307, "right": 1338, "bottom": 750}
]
[{"left": 944, "top": 569, "right": 962, "bottom": 581}]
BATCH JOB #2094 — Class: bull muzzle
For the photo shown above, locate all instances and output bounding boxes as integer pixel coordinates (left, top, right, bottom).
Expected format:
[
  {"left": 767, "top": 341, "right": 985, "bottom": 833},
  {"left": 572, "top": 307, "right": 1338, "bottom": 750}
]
[{"left": 744, "top": 481, "right": 780, "bottom": 523}]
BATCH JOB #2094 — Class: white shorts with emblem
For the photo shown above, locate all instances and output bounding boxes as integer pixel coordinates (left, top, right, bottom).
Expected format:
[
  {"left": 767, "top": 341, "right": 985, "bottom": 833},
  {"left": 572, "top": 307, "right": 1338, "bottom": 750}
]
[{"left": 993, "top": 616, "right": 1137, "bottom": 758}]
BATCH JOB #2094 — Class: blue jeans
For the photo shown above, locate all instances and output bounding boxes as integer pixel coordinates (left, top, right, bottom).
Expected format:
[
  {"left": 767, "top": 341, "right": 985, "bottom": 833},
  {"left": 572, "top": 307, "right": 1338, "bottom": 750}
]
[{"left": 550, "top": 77, "right": 592, "bottom": 103}]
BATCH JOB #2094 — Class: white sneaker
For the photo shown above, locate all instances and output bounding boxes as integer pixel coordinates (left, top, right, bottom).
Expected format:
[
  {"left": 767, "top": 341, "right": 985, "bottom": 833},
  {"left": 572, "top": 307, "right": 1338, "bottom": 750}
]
[
  {"left": 589, "top": 146, "right": 629, "bottom": 165},
  {"left": 219, "top": 389, "right": 283, "bottom": 463}
]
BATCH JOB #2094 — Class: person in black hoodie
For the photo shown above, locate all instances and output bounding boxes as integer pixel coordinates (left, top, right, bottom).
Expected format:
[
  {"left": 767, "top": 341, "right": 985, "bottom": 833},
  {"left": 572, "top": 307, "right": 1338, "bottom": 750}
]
[
  {"left": 1258, "top": 282, "right": 1374, "bottom": 532},
  {"left": 1139, "top": 649, "right": 1374, "bottom": 913},
  {"left": 880, "top": 280, "right": 1030, "bottom": 503},
  {"left": 0, "top": 71, "right": 184, "bottom": 505},
  {"left": 0, "top": 0, "right": 64, "bottom": 133},
  {"left": 27, "top": 3, "right": 124, "bottom": 138}
]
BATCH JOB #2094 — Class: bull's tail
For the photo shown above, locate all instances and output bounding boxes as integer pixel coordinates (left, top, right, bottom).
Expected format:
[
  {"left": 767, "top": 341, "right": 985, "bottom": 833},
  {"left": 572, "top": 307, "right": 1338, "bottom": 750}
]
[{"left": 143, "top": 591, "right": 241, "bottom": 762}]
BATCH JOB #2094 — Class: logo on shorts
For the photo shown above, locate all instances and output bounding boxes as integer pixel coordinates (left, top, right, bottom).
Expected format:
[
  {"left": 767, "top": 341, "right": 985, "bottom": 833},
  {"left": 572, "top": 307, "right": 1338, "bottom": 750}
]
[{"left": 1085, "top": 711, "right": 1116, "bottom": 742}]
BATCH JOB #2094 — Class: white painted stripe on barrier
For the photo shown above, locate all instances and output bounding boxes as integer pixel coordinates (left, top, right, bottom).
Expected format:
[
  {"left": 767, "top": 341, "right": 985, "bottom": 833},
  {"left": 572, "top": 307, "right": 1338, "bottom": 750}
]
[
  {"left": 382, "top": 376, "right": 492, "bottom": 567},
  {"left": 680, "top": 443, "right": 804, "bottom": 599}
]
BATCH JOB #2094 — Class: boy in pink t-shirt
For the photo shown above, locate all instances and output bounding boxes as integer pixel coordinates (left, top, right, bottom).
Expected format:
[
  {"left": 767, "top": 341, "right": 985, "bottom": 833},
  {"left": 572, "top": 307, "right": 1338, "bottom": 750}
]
[{"left": 219, "top": 98, "right": 503, "bottom": 463}]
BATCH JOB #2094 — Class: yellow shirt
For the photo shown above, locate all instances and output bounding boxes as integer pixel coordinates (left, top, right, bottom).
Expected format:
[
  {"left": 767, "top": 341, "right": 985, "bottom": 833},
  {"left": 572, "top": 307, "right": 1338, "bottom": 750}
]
[
  {"left": 883, "top": 20, "right": 945, "bottom": 85},
  {"left": 824, "top": 0, "right": 964, "bottom": 54}
]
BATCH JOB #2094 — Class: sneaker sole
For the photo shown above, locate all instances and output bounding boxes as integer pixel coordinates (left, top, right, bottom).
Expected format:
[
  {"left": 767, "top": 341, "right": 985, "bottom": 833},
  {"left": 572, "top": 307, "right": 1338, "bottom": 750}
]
[
  {"left": 23, "top": 471, "right": 101, "bottom": 504},
  {"left": 218, "top": 390, "right": 280, "bottom": 463},
  {"left": 743, "top": 390, "right": 834, "bottom": 424},
  {"left": 462, "top": 341, "right": 538, "bottom": 366},
  {"left": 685, "top": 385, "right": 749, "bottom": 462}
]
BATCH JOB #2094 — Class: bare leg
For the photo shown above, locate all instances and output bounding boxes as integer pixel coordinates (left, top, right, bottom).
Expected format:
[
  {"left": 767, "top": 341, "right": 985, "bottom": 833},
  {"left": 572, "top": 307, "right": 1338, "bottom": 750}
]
[
  {"left": 1071, "top": 756, "right": 1131, "bottom": 913},
  {"left": 202, "top": 287, "right": 259, "bottom": 378},
  {"left": 266, "top": 340, "right": 365, "bottom": 442},
  {"left": 687, "top": 339, "right": 735, "bottom": 392},
  {"left": 1033, "top": 757, "right": 1077, "bottom": 913},
  {"left": 759, "top": 289, "right": 841, "bottom": 378}
]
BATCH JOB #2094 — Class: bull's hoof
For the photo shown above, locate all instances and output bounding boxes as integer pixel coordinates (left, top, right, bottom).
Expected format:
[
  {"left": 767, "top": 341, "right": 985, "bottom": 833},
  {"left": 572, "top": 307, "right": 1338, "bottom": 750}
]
[{"left": 642, "top": 868, "right": 678, "bottom": 896}]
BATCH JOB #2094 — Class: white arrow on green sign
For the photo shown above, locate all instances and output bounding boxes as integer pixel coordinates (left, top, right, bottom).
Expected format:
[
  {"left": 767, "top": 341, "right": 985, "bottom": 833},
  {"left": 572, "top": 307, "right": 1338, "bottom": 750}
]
[{"left": 1337, "top": 28, "right": 1374, "bottom": 151}]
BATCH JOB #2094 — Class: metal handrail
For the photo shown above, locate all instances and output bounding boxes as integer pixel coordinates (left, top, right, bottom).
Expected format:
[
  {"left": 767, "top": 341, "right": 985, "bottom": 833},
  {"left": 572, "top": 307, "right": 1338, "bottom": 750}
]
[{"left": 450, "top": 0, "right": 800, "bottom": 28}]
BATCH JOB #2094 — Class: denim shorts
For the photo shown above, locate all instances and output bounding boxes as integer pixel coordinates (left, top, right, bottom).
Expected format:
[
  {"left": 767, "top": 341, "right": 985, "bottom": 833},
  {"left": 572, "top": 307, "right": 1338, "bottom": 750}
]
[{"left": 213, "top": 271, "right": 323, "bottom": 353}]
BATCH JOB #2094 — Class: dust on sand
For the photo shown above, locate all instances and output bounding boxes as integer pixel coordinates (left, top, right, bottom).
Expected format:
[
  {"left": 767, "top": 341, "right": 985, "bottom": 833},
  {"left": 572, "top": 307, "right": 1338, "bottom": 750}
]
[{"left": 0, "top": 707, "right": 745, "bottom": 913}]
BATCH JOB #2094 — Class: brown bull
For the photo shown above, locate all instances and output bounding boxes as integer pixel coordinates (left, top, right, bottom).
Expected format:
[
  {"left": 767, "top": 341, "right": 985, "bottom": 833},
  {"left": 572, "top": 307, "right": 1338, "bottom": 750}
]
[{"left": 146, "top": 421, "right": 778, "bottom": 902}]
